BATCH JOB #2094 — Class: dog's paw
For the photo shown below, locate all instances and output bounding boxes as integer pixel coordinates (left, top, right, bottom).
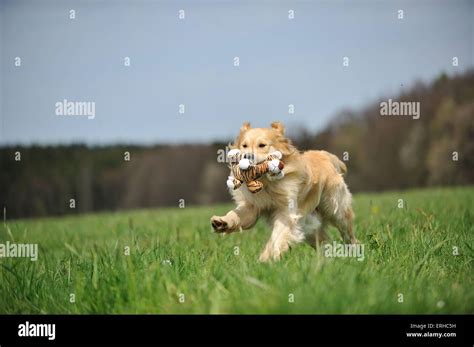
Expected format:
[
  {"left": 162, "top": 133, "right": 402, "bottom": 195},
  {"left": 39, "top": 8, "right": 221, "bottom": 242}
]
[
  {"left": 259, "top": 241, "right": 290, "bottom": 262},
  {"left": 258, "top": 251, "right": 271, "bottom": 263},
  {"left": 210, "top": 215, "right": 236, "bottom": 234},
  {"left": 258, "top": 250, "right": 282, "bottom": 263}
]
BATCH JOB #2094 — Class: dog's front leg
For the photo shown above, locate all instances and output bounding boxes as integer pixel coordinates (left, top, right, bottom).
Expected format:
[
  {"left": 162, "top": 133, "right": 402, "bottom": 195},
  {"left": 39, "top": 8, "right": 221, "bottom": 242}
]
[
  {"left": 211, "top": 203, "right": 258, "bottom": 234},
  {"left": 259, "top": 213, "right": 304, "bottom": 262}
]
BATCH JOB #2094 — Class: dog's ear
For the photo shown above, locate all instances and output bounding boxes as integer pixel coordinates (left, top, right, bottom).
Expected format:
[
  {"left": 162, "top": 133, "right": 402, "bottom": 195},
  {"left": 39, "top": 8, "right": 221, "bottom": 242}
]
[
  {"left": 270, "top": 122, "right": 296, "bottom": 157},
  {"left": 230, "top": 122, "right": 251, "bottom": 149},
  {"left": 271, "top": 122, "right": 285, "bottom": 135},
  {"left": 241, "top": 122, "right": 251, "bottom": 133}
]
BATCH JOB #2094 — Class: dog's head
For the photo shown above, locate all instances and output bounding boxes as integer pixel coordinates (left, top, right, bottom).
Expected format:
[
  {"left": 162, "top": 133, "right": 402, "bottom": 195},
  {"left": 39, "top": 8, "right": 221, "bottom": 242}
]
[{"left": 230, "top": 122, "right": 296, "bottom": 164}]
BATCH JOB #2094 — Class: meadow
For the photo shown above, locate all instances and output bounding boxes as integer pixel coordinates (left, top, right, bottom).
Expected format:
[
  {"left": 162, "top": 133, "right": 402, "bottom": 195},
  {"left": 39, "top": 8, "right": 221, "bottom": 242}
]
[{"left": 0, "top": 187, "right": 473, "bottom": 314}]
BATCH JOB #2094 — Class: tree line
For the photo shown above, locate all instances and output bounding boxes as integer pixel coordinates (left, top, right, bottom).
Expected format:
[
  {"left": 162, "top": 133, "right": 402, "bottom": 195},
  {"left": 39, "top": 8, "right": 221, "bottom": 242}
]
[{"left": 1, "top": 70, "right": 473, "bottom": 218}]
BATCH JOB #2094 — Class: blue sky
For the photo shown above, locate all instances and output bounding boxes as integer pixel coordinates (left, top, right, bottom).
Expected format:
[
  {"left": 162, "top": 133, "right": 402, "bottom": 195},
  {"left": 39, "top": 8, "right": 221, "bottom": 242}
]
[{"left": 1, "top": 0, "right": 473, "bottom": 145}]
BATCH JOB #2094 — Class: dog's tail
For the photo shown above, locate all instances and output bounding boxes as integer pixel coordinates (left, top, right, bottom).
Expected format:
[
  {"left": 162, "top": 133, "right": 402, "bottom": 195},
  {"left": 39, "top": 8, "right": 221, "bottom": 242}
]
[{"left": 322, "top": 151, "right": 347, "bottom": 175}]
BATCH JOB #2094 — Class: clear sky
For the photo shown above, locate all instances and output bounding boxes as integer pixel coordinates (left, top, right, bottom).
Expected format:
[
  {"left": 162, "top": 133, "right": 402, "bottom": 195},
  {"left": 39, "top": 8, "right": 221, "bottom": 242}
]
[{"left": 1, "top": 0, "right": 472, "bottom": 146}]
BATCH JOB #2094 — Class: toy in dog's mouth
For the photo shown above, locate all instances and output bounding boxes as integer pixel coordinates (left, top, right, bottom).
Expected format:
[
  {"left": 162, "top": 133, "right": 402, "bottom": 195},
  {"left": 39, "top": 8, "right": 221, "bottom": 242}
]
[
  {"left": 239, "top": 152, "right": 259, "bottom": 166},
  {"left": 238, "top": 152, "right": 276, "bottom": 167},
  {"left": 226, "top": 149, "right": 285, "bottom": 193}
]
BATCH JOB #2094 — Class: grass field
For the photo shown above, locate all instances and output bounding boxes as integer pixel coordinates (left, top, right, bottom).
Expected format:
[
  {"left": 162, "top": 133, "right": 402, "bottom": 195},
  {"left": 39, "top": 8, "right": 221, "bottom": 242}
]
[{"left": 0, "top": 187, "right": 473, "bottom": 314}]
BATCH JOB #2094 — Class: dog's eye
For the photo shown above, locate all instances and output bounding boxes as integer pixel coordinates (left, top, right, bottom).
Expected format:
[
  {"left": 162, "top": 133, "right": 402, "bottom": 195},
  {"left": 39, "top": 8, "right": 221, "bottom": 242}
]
[
  {"left": 259, "top": 144, "right": 266, "bottom": 148},
  {"left": 242, "top": 144, "right": 248, "bottom": 148}
]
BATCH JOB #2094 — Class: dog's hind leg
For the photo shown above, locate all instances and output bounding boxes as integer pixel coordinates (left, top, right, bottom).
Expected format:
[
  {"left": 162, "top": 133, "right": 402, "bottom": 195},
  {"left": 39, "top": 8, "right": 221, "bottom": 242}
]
[
  {"left": 302, "top": 212, "right": 329, "bottom": 248},
  {"left": 333, "top": 207, "right": 357, "bottom": 244},
  {"left": 329, "top": 183, "right": 357, "bottom": 244}
]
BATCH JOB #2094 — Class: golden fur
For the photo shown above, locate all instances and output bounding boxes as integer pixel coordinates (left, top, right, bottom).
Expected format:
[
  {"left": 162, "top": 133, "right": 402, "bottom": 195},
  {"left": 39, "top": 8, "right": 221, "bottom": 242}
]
[{"left": 211, "top": 122, "right": 357, "bottom": 262}]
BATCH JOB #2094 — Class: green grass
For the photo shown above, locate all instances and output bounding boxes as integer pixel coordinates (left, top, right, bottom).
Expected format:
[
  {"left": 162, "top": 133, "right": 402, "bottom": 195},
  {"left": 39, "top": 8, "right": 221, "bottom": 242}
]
[{"left": 0, "top": 187, "right": 473, "bottom": 314}]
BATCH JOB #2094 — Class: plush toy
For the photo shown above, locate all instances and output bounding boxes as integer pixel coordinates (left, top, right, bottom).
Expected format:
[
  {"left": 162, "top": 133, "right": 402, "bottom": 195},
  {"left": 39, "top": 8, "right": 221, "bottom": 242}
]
[{"left": 226, "top": 149, "right": 285, "bottom": 193}]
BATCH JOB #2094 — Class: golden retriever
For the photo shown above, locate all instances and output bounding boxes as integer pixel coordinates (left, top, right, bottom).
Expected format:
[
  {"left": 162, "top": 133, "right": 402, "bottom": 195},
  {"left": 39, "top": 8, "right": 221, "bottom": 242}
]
[{"left": 210, "top": 122, "right": 357, "bottom": 262}]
